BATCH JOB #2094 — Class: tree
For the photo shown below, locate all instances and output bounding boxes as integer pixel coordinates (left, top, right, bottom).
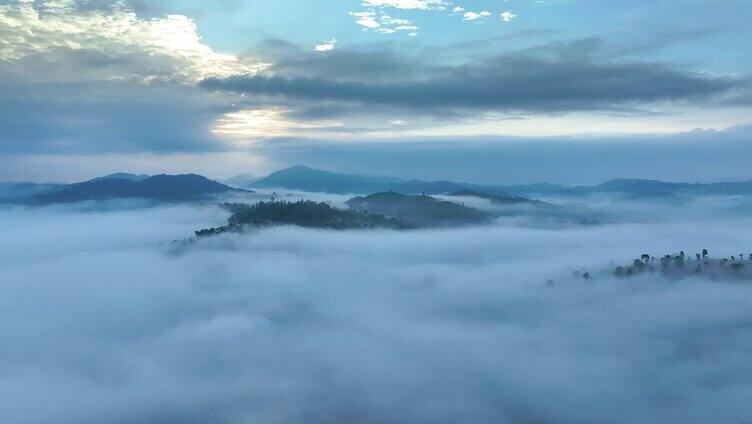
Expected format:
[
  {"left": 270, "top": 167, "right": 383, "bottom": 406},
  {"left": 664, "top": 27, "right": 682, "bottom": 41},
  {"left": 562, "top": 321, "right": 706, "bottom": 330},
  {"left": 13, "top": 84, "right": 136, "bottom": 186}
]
[{"left": 633, "top": 259, "right": 646, "bottom": 272}]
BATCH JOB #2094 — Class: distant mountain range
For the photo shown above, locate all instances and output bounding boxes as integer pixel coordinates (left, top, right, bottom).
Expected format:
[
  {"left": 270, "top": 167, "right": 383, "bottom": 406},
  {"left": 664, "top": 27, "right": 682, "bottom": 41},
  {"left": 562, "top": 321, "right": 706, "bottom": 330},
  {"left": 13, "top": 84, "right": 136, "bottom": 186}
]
[
  {"left": 236, "top": 166, "right": 752, "bottom": 197},
  {"left": 2, "top": 173, "right": 245, "bottom": 205},
  {"left": 5, "top": 165, "right": 752, "bottom": 207},
  {"left": 573, "top": 178, "right": 752, "bottom": 196},
  {"left": 241, "top": 166, "right": 514, "bottom": 195}
]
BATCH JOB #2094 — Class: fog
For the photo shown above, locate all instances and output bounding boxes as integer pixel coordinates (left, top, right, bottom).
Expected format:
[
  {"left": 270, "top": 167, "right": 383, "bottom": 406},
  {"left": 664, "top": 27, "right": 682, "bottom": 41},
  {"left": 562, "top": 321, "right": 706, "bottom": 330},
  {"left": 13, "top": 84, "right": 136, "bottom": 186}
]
[{"left": 2, "top": 196, "right": 752, "bottom": 423}]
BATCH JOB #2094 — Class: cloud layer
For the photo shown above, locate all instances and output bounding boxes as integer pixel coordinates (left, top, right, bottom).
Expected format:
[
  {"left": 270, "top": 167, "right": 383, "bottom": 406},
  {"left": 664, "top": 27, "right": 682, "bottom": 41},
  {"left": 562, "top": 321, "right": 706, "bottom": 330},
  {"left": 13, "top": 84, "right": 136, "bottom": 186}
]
[
  {"left": 202, "top": 55, "right": 734, "bottom": 113},
  {"left": 0, "top": 1, "right": 263, "bottom": 82},
  {"left": 0, "top": 0, "right": 750, "bottom": 172},
  {"left": 3, "top": 196, "right": 752, "bottom": 423},
  {"left": 0, "top": 0, "right": 260, "bottom": 154}
]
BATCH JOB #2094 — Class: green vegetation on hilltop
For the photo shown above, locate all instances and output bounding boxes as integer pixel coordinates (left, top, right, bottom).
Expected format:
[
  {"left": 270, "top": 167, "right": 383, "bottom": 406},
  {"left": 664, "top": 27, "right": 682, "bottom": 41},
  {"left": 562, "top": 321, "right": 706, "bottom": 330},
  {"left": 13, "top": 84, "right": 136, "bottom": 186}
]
[
  {"left": 346, "top": 192, "right": 489, "bottom": 227},
  {"left": 194, "top": 200, "right": 411, "bottom": 237},
  {"left": 446, "top": 189, "right": 547, "bottom": 205},
  {"left": 566, "top": 249, "right": 752, "bottom": 284}
]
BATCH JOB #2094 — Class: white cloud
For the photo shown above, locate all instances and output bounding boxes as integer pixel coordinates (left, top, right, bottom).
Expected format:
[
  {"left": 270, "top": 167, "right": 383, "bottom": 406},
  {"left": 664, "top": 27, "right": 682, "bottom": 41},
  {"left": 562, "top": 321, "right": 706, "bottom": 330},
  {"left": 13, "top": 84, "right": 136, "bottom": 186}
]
[
  {"left": 501, "top": 10, "right": 518, "bottom": 22},
  {"left": 350, "top": 10, "right": 419, "bottom": 34},
  {"left": 453, "top": 6, "right": 465, "bottom": 13},
  {"left": 361, "top": 0, "right": 448, "bottom": 10},
  {"left": 0, "top": 0, "right": 270, "bottom": 154},
  {"left": 0, "top": 0, "right": 266, "bottom": 82},
  {"left": 314, "top": 38, "right": 338, "bottom": 52},
  {"left": 348, "top": 11, "right": 381, "bottom": 29},
  {"left": 380, "top": 14, "right": 412, "bottom": 25},
  {"left": 463, "top": 11, "right": 491, "bottom": 21}
]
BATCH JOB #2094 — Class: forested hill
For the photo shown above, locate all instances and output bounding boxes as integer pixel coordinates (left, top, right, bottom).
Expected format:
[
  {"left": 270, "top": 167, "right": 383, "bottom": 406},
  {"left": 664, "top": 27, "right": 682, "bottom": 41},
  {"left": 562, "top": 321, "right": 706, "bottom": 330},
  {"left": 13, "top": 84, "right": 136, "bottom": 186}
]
[
  {"left": 239, "top": 165, "right": 752, "bottom": 197},
  {"left": 194, "top": 200, "right": 411, "bottom": 237},
  {"left": 346, "top": 192, "right": 489, "bottom": 227},
  {"left": 446, "top": 189, "right": 548, "bottom": 205}
]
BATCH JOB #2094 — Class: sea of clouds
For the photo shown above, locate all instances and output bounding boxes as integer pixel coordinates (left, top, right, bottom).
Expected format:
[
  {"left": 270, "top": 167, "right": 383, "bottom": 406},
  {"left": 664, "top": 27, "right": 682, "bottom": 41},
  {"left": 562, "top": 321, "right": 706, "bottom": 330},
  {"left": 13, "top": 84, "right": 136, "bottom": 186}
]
[{"left": 2, "top": 195, "right": 752, "bottom": 423}]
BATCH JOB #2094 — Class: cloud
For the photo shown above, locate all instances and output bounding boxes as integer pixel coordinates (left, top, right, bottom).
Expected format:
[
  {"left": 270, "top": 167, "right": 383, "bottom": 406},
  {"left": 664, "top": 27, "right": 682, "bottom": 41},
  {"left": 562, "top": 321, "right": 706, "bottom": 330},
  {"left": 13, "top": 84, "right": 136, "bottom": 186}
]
[
  {"left": 0, "top": 71, "right": 233, "bottom": 154},
  {"left": 501, "top": 10, "right": 518, "bottom": 22},
  {"left": 0, "top": 0, "right": 266, "bottom": 154},
  {"left": 199, "top": 37, "right": 751, "bottom": 139},
  {"left": 200, "top": 55, "right": 736, "bottom": 113},
  {"left": 348, "top": 10, "right": 419, "bottom": 34},
  {"left": 361, "top": 0, "right": 448, "bottom": 10},
  {"left": 463, "top": 11, "right": 491, "bottom": 21},
  {"left": 1, "top": 1, "right": 749, "bottom": 155},
  {"left": 3, "top": 196, "right": 752, "bottom": 422},
  {"left": 254, "top": 39, "right": 419, "bottom": 83},
  {"left": 314, "top": 39, "right": 337, "bottom": 52},
  {"left": 0, "top": 0, "right": 265, "bottom": 82},
  {"left": 348, "top": 11, "right": 381, "bottom": 29}
]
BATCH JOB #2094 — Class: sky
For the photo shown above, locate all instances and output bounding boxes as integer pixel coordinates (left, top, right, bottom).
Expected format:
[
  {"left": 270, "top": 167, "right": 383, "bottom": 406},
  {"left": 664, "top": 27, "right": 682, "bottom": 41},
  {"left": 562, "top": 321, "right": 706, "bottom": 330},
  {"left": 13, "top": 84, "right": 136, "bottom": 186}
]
[{"left": 0, "top": 0, "right": 751, "bottom": 183}]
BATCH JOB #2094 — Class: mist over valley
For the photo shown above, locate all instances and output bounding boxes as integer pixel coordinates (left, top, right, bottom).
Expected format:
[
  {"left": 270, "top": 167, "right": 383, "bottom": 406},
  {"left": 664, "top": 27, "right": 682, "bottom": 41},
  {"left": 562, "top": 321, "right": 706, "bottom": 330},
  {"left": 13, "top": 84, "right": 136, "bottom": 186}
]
[{"left": 3, "top": 165, "right": 752, "bottom": 423}]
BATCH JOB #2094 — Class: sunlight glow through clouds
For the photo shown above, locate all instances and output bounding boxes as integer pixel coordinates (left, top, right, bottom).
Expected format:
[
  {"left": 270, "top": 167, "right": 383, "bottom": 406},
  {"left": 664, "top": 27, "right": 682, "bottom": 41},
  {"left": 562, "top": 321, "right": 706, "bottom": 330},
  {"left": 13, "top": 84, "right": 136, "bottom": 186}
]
[
  {"left": 209, "top": 106, "right": 752, "bottom": 142},
  {"left": 212, "top": 109, "right": 343, "bottom": 141}
]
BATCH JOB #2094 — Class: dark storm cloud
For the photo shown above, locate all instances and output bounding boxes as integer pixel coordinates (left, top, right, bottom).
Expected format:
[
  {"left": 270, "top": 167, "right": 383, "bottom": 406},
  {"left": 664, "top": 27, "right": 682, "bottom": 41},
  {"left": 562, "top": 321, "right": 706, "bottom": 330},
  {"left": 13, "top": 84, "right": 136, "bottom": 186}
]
[{"left": 201, "top": 54, "right": 736, "bottom": 113}]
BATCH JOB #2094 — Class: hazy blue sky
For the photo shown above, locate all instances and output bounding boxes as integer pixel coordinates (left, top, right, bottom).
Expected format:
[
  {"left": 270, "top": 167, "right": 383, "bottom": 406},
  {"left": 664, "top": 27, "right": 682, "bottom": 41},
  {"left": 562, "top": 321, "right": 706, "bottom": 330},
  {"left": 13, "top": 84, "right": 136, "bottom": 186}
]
[{"left": 0, "top": 0, "right": 751, "bottom": 183}]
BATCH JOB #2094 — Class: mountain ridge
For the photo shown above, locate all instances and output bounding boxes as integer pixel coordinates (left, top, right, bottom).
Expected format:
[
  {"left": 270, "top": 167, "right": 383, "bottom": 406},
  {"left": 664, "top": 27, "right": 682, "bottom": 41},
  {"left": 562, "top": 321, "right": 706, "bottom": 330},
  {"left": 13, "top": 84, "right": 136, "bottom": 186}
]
[
  {"left": 25, "top": 174, "right": 246, "bottom": 205},
  {"left": 244, "top": 166, "right": 752, "bottom": 197},
  {"left": 249, "top": 165, "right": 401, "bottom": 194}
]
